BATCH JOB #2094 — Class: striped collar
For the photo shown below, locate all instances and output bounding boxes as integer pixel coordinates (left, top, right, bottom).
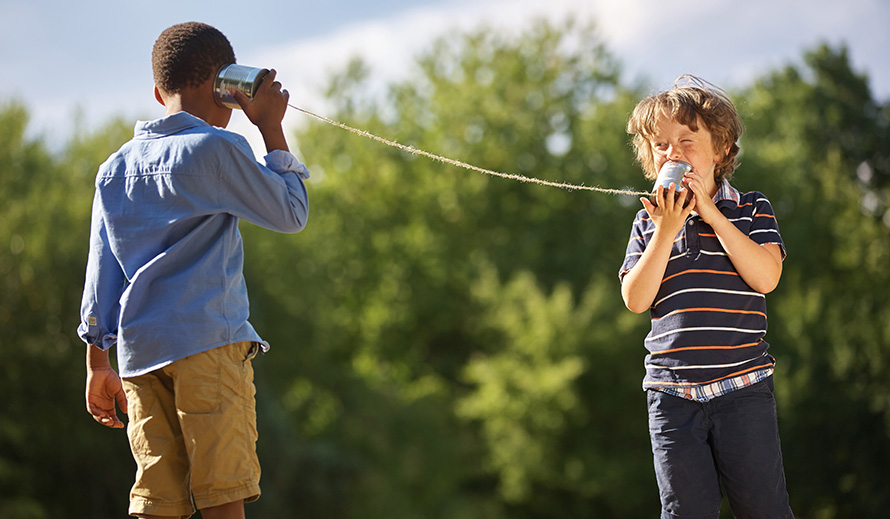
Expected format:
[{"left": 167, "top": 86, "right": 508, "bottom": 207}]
[{"left": 714, "top": 180, "right": 740, "bottom": 204}]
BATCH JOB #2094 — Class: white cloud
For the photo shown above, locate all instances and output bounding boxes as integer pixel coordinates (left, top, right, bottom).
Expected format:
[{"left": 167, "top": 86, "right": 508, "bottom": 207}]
[
  {"left": 231, "top": 0, "right": 618, "bottom": 156},
  {"left": 8, "top": 0, "right": 888, "bottom": 153}
]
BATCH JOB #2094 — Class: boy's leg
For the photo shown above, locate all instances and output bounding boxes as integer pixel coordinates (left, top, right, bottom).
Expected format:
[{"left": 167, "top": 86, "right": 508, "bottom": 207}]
[
  {"left": 647, "top": 390, "right": 723, "bottom": 519},
  {"left": 123, "top": 371, "right": 196, "bottom": 518},
  {"left": 710, "top": 378, "right": 793, "bottom": 519},
  {"left": 136, "top": 501, "right": 243, "bottom": 519},
  {"left": 169, "top": 342, "right": 262, "bottom": 511},
  {"left": 199, "top": 500, "right": 245, "bottom": 519}
]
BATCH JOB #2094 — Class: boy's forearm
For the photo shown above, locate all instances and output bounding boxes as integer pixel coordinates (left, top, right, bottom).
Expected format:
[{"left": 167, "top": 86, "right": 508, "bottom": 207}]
[
  {"left": 622, "top": 228, "right": 675, "bottom": 313},
  {"left": 259, "top": 124, "right": 289, "bottom": 154},
  {"left": 709, "top": 215, "right": 783, "bottom": 293}
]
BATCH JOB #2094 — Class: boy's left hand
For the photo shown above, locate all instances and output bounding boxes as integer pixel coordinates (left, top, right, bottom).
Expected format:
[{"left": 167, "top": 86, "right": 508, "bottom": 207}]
[
  {"left": 683, "top": 170, "right": 720, "bottom": 223},
  {"left": 233, "top": 69, "right": 288, "bottom": 129},
  {"left": 233, "top": 69, "right": 290, "bottom": 153}
]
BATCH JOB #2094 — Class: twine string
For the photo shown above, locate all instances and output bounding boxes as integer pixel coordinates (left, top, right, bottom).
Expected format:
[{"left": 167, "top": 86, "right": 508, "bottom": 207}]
[{"left": 287, "top": 104, "right": 649, "bottom": 197}]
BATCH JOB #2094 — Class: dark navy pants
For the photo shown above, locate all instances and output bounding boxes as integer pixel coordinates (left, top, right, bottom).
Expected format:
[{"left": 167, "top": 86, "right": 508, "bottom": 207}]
[{"left": 647, "top": 378, "right": 793, "bottom": 519}]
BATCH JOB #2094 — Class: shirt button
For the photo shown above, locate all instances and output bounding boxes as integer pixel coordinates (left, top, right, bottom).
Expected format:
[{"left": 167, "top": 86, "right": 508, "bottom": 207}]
[{"left": 688, "top": 220, "right": 695, "bottom": 226}]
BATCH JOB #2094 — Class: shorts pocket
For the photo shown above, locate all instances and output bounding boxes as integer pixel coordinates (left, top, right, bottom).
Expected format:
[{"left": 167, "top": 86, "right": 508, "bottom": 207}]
[{"left": 175, "top": 349, "right": 222, "bottom": 414}]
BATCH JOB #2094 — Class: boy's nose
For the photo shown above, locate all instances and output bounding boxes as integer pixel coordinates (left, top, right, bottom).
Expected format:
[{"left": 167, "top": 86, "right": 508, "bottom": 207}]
[{"left": 667, "top": 145, "right": 682, "bottom": 160}]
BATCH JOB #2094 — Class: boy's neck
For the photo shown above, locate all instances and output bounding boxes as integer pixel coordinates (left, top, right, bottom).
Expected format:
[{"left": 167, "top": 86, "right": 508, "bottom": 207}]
[{"left": 156, "top": 79, "right": 231, "bottom": 128}]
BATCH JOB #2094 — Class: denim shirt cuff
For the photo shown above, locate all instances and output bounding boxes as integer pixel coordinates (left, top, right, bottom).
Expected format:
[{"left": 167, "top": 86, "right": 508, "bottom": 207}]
[{"left": 265, "top": 149, "right": 310, "bottom": 180}]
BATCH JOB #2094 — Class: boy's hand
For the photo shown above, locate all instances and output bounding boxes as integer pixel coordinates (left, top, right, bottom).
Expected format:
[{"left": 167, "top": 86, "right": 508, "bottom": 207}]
[
  {"left": 641, "top": 183, "right": 694, "bottom": 236},
  {"left": 623, "top": 183, "right": 695, "bottom": 313},
  {"left": 233, "top": 69, "right": 290, "bottom": 153},
  {"left": 683, "top": 170, "right": 721, "bottom": 223},
  {"left": 86, "top": 346, "right": 128, "bottom": 429}
]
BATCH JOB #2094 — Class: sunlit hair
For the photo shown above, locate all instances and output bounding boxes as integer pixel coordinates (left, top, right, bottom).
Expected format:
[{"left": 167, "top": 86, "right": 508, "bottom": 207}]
[
  {"left": 627, "top": 75, "right": 744, "bottom": 182},
  {"left": 152, "top": 22, "right": 236, "bottom": 94}
]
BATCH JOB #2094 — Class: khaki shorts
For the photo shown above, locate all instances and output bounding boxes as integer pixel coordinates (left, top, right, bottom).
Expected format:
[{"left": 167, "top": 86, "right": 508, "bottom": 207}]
[{"left": 122, "top": 342, "right": 261, "bottom": 518}]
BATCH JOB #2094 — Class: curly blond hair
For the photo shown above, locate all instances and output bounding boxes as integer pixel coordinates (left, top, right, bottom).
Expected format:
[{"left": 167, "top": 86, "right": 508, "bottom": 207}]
[{"left": 627, "top": 75, "right": 744, "bottom": 182}]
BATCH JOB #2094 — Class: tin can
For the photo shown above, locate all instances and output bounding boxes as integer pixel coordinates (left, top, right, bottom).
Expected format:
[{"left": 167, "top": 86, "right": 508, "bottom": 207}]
[
  {"left": 651, "top": 160, "right": 693, "bottom": 206},
  {"left": 213, "top": 64, "right": 270, "bottom": 109}
]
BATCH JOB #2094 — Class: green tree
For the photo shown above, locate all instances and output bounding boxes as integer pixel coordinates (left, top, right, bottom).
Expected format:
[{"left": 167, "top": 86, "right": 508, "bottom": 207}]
[
  {"left": 0, "top": 103, "right": 134, "bottom": 517},
  {"left": 3, "top": 22, "right": 888, "bottom": 519},
  {"left": 738, "top": 43, "right": 890, "bottom": 517},
  {"left": 244, "top": 18, "right": 656, "bottom": 518}
]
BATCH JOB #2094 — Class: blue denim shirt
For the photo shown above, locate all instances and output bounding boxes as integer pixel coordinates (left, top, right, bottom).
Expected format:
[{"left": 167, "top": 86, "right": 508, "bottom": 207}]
[{"left": 78, "top": 112, "right": 309, "bottom": 377}]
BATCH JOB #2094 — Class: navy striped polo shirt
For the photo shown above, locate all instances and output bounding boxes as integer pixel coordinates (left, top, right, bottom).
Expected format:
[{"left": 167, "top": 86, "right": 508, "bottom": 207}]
[{"left": 620, "top": 182, "right": 786, "bottom": 397}]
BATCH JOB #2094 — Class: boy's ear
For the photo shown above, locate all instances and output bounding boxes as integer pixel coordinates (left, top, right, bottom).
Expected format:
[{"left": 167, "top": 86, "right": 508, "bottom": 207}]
[
  {"left": 154, "top": 86, "right": 166, "bottom": 107},
  {"left": 714, "top": 143, "right": 730, "bottom": 163}
]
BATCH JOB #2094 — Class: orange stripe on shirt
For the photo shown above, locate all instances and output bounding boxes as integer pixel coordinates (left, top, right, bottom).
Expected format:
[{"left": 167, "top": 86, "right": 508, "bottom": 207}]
[
  {"left": 661, "top": 269, "right": 738, "bottom": 284},
  {"left": 648, "top": 340, "right": 764, "bottom": 355},
  {"left": 654, "top": 307, "right": 767, "bottom": 321}
]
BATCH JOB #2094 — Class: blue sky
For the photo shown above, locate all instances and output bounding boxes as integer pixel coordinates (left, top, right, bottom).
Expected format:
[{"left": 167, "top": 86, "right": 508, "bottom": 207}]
[{"left": 2, "top": 0, "right": 887, "bottom": 150}]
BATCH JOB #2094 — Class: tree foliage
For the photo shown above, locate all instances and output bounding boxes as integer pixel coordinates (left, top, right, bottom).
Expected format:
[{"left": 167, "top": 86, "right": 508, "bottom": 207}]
[
  {"left": 1, "top": 21, "right": 888, "bottom": 518},
  {"left": 739, "top": 43, "right": 890, "bottom": 517},
  {"left": 0, "top": 104, "right": 134, "bottom": 517}
]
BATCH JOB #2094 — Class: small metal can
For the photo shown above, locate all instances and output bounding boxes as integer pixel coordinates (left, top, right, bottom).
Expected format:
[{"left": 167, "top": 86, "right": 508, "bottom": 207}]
[
  {"left": 651, "top": 160, "right": 693, "bottom": 206},
  {"left": 213, "top": 64, "right": 270, "bottom": 109}
]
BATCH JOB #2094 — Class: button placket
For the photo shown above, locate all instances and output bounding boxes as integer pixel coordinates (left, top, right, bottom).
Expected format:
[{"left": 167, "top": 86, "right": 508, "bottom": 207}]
[{"left": 685, "top": 217, "right": 701, "bottom": 257}]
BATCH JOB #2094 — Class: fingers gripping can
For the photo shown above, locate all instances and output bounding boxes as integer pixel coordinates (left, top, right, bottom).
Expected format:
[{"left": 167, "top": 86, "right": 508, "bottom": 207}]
[
  {"left": 651, "top": 160, "right": 693, "bottom": 206},
  {"left": 213, "top": 64, "right": 270, "bottom": 109}
]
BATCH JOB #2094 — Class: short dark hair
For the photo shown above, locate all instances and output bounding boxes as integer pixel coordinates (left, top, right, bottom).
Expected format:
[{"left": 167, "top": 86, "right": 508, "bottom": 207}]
[
  {"left": 152, "top": 22, "right": 236, "bottom": 94},
  {"left": 627, "top": 75, "right": 744, "bottom": 183}
]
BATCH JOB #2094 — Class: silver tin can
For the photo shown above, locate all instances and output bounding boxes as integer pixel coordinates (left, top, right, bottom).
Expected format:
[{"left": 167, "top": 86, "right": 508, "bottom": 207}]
[
  {"left": 213, "top": 64, "right": 270, "bottom": 109},
  {"left": 651, "top": 160, "right": 693, "bottom": 206}
]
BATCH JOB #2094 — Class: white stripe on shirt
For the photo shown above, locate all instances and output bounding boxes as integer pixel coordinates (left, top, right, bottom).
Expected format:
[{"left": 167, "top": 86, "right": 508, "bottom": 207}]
[
  {"left": 653, "top": 287, "right": 763, "bottom": 309},
  {"left": 646, "top": 356, "right": 765, "bottom": 371},
  {"left": 646, "top": 326, "right": 766, "bottom": 342}
]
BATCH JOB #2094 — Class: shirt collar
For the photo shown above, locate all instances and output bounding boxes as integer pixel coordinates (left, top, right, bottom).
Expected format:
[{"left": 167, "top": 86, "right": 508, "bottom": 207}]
[
  {"left": 135, "top": 111, "right": 210, "bottom": 139},
  {"left": 714, "top": 180, "right": 740, "bottom": 204}
]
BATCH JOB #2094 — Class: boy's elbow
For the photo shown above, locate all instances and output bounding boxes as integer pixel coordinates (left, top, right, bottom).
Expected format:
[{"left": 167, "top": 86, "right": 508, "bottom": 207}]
[
  {"left": 284, "top": 218, "right": 307, "bottom": 234},
  {"left": 749, "top": 244, "right": 783, "bottom": 294},
  {"left": 624, "top": 299, "right": 651, "bottom": 314},
  {"left": 621, "top": 286, "right": 651, "bottom": 314},
  {"left": 282, "top": 203, "right": 309, "bottom": 233},
  {"left": 748, "top": 265, "right": 782, "bottom": 294},
  {"left": 752, "top": 277, "right": 780, "bottom": 295}
]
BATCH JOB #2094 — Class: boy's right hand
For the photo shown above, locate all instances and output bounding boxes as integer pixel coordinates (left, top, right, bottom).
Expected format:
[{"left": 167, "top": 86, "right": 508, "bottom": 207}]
[
  {"left": 622, "top": 183, "right": 697, "bottom": 313},
  {"left": 86, "top": 345, "right": 128, "bottom": 429},
  {"left": 233, "top": 69, "right": 290, "bottom": 153},
  {"left": 641, "top": 183, "right": 695, "bottom": 236}
]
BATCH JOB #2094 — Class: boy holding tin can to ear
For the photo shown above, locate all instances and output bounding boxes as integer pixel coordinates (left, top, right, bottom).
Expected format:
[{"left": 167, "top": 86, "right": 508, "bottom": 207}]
[
  {"left": 78, "top": 21, "right": 309, "bottom": 519},
  {"left": 620, "top": 76, "right": 793, "bottom": 518}
]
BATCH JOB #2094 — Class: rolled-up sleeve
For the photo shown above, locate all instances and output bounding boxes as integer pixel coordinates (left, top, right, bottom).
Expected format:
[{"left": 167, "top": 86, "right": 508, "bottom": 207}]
[
  {"left": 265, "top": 149, "right": 310, "bottom": 180},
  {"left": 78, "top": 190, "right": 128, "bottom": 350}
]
